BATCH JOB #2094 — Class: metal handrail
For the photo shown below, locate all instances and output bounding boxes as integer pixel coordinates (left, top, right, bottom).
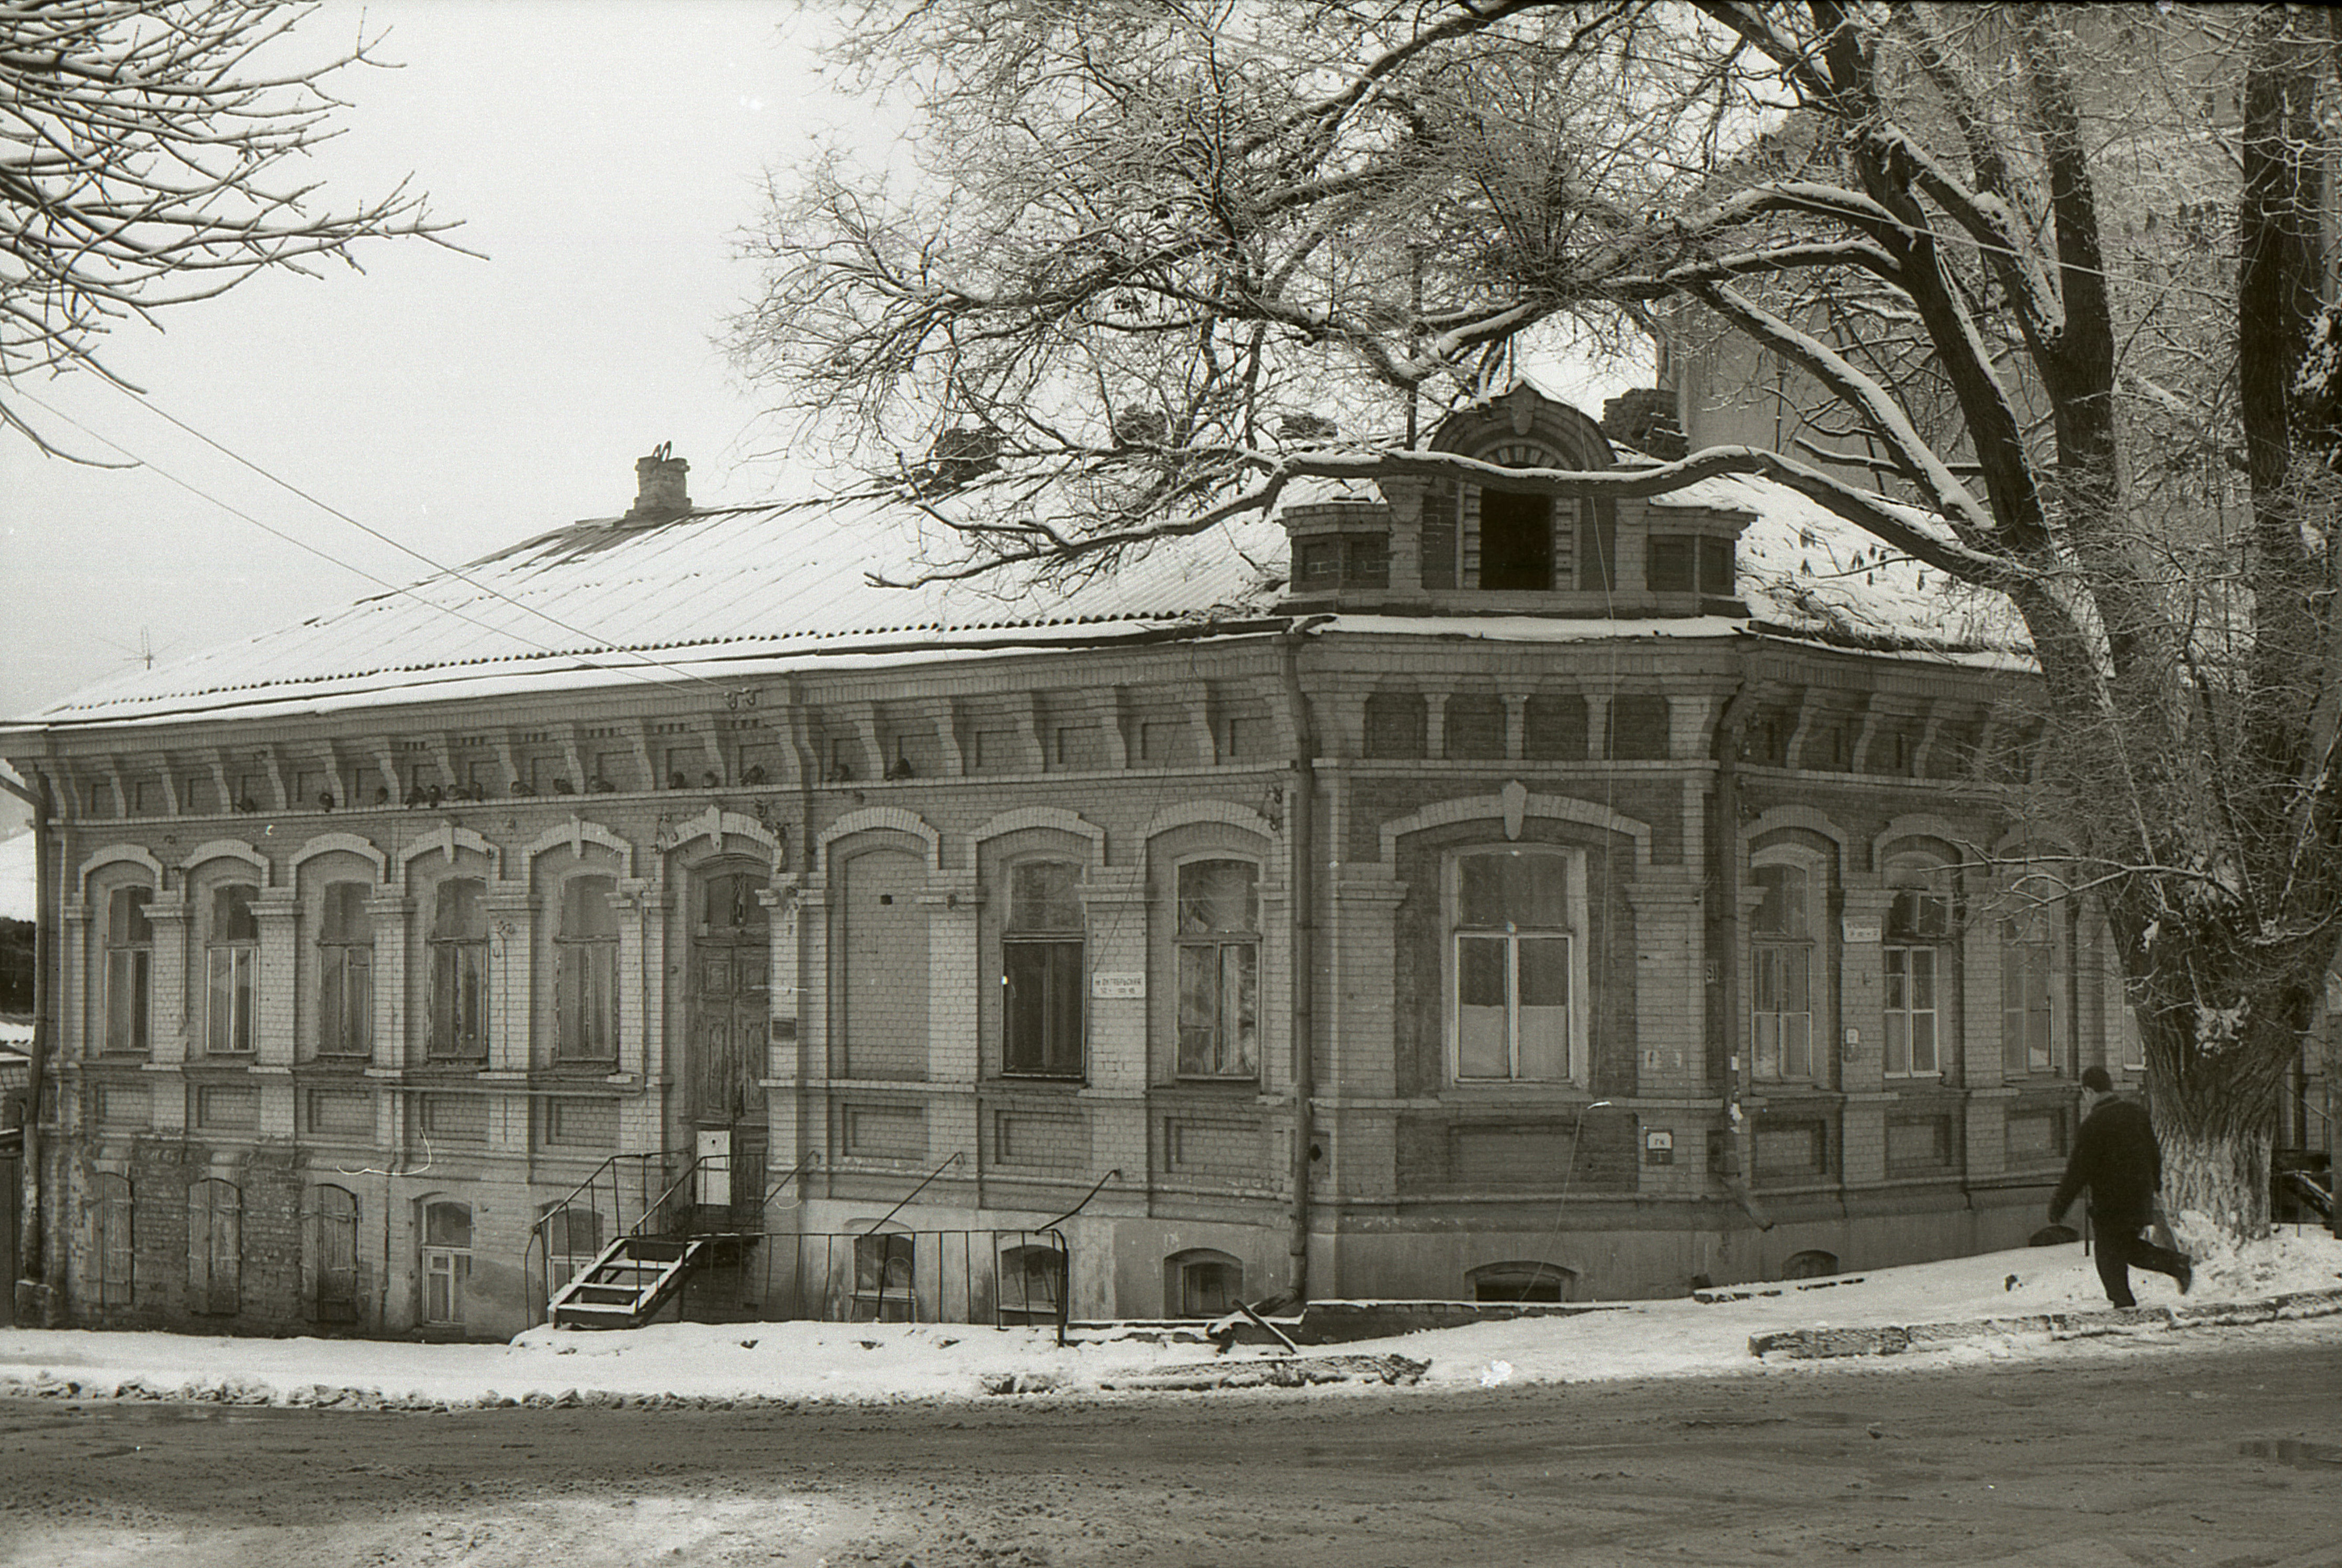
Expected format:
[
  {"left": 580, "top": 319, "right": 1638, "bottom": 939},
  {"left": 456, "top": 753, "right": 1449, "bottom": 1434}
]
[{"left": 867, "top": 1150, "right": 965, "bottom": 1232}]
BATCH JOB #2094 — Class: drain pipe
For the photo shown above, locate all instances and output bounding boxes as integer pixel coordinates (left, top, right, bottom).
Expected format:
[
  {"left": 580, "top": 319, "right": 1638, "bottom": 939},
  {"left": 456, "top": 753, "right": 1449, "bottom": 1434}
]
[
  {"left": 1711, "top": 676, "right": 1774, "bottom": 1234},
  {"left": 1278, "top": 622, "right": 1327, "bottom": 1304}
]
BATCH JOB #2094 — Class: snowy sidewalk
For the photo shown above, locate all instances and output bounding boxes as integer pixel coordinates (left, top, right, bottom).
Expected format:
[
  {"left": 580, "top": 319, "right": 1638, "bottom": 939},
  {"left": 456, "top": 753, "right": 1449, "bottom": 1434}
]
[{"left": 2, "top": 1229, "right": 2336, "bottom": 1411}]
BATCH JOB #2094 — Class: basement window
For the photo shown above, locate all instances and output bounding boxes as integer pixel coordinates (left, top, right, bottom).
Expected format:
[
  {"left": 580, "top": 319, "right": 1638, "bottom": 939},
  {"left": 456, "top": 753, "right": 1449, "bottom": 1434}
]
[{"left": 1468, "top": 1261, "right": 1573, "bottom": 1304}]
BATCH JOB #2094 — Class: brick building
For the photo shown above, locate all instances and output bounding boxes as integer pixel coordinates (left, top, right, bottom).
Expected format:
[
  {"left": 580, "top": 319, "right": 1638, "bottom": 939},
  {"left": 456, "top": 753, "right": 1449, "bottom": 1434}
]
[{"left": 2, "top": 385, "right": 2153, "bottom": 1338}]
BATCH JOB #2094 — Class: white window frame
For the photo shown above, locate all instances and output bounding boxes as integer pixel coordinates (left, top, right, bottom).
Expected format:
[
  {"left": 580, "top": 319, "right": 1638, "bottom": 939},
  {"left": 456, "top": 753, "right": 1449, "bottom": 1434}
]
[
  {"left": 1882, "top": 859, "right": 1953, "bottom": 1078},
  {"left": 421, "top": 1200, "right": 473, "bottom": 1327},
  {"left": 205, "top": 883, "right": 259, "bottom": 1056},
  {"left": 315, "top": 880, "right": 374, "bottom": 1061},
  {"left": 1446, "top": 845, "right": 1587, "bottom": 1085},
  {"left": 1173, "top": 857, "right": 1261, "bottom": 1080},
  {"left": 1749, "top": 847, "right": 1822, "bottom": 1082},
  {"left": 103, "top": 884, "right": 153, "bottom": 1056}
]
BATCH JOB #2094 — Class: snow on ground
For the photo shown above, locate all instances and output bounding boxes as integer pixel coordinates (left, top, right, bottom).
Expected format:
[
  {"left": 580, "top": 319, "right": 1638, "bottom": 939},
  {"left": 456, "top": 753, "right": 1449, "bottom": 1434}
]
[{"left": 3, "top": 1228, "right": 2337, "bottom": 1410}]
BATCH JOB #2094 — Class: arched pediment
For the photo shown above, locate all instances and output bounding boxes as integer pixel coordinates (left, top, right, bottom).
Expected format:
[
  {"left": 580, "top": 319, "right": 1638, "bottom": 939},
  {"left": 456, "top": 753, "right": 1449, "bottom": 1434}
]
[
  {"left": 397, "top": 824, "right": 502, "bottom": 880},
  {"left": 77, "top": 843, "right": 165, "bottom": 898},
  {"left": 662, "top": 805, "right": 784, "bottom": 871},
  {"left": 290, "top": 832, "right": 389, "bottom": 882},
  {"left": 1142, "top": 799, "right": 1278, "bottom": 844},
  {"left": 816, "top": 805, "right": 938, "bottom": 872},
  {"left": 522, "top": 816, "right": 634, "bottom": 877},
  {"left": 181, "top": 839, "right": 271, "bottom": 884},
  {"left": 971, "top": 806, "right": 1104, "bottom": 858},
  {"left": 1378, "top": 781, "right": 1649, "bottom": 871},
  {"left": 1429, "top": 382, "right": 1615, "bottom": 470}
]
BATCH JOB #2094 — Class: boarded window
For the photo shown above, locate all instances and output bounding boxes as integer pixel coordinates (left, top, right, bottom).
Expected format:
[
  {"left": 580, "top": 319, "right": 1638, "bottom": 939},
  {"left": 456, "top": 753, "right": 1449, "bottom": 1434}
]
[
  {"left": 92, "top": 1172, "right": 133, "bottom": 1308},
  {"left": 187, "top": 1178, "right": 241, "bottom": 1315},
  {"left": 306, "top": 1185, "right": 360, "bottom": 1323}
]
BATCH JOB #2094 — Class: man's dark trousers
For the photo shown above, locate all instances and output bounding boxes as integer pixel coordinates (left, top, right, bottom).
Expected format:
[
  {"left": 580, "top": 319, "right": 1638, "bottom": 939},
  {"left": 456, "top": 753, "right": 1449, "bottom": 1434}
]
[{"left": 2093, "top": 1211, "right": 2189, "bottom": 1307}]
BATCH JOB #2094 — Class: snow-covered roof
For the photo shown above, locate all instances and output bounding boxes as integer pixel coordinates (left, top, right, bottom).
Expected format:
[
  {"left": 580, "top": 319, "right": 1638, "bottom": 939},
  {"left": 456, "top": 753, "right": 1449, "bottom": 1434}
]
[{"left": 7, "top": 470, "right": 2026, "bottom": 735}]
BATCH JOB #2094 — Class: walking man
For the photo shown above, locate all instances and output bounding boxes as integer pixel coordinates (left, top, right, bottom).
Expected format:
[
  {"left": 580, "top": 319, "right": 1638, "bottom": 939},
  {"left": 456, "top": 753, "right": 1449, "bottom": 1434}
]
[{"left": 2050, "top": 1065, "right": 2192, "bottom": 1306}]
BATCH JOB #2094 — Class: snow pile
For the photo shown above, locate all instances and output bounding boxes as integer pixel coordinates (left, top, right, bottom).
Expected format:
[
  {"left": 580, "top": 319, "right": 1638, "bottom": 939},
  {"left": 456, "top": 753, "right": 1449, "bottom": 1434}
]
[{"left": 1, "top": 1230, "right": 2336, "bottom": 1409}]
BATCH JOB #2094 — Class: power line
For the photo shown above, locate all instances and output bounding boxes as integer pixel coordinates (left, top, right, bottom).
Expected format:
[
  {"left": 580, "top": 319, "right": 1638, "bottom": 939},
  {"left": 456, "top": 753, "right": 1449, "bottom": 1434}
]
[
  {"left": 92, "top": 379, "right": 743, "bottom": 701},
  {"left": 13, "top": 386, "right": 733, "bottom": 703}
]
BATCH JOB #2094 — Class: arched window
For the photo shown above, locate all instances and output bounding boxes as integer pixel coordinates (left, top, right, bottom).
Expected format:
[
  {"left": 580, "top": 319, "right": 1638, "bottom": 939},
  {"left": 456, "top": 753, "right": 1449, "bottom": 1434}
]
[
  {"left": 305, "top": 1185, "right": 360, "bottom": 1323},
  {"left": 205, "top": 884, "right": 259, "bottom": 1055},
  {"left": 554, "top": 874, "right": 619, "bottom": 1062},
  {"left": 103, "top": 886, "right": 153, "bottom": 1056},
  {"left": 316, "top": 882, "right": 374, "bottom": 1060},
  {"left": 1175, "top": 860, "right": 1260, "bottom": 1080},
  {"left": 187, "top": 1178, "right": 241, "bottom": 1315},
  {"left": 1467, "top": 1260, "right": 1573, "bottom": 1304},
  {"left": 1165, "top": 1248, "right": 1243, "bottom": 1318},
  {"left": 1003, "top": 860, "right": 1084, "bottom": 1077},
  {"left": 428, "top": 879, "right": 488, "bottom": 1061},
  {"left": 1451, "top": 848, "right": 1576, "bottom": 1082},
  {"left": 91, "top": 1172, "right": 134, "bottom": 1308},
  {"left": 1781, "top": 1249, "right": 1841, "bottom": 1281},
  {"left": 421, "top": 1200, "right": 473, "bottom": 1327},
  {"left": 1751, "top": 862, "right": 1815, "bottom": 1081},
  {"left": 2001, "top": 901, "right": 2058, "bottom": 1076},
  {"left": 1884, "top": 862, "right": 1953, "bottom": 1077}
]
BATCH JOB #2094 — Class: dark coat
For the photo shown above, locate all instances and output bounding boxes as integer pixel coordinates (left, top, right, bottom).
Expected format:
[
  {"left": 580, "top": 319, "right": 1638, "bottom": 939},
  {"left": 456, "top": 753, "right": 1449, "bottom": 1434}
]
[{"left": 2050, "top": 1096, "right": 2162, "bottom": 1226}]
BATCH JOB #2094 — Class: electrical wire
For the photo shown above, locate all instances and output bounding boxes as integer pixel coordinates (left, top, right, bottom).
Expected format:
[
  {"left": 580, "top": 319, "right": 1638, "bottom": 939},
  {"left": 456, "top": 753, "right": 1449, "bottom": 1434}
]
[{"left": 15, "top": 383, "right": 746, "bottom": 703}]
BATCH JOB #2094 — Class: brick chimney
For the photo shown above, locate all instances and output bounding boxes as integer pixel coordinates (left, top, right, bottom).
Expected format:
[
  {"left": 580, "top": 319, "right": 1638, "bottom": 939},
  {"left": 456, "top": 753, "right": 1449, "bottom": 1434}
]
[{"left": 628, "top": 443, "right": 690, "bottom": 518}]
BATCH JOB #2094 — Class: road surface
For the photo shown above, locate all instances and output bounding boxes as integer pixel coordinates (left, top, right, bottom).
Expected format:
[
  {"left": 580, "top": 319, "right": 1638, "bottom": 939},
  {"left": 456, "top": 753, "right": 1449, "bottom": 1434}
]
[{"left": 5, "top": 1328, "right": 2339, "bottom": 1566}]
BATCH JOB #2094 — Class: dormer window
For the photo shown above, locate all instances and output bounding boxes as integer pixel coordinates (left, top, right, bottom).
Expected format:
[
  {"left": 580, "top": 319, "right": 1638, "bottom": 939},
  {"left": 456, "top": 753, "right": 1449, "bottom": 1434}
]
[{"left": 1479, "top": 491, "right": 1554, "bottom": 590}]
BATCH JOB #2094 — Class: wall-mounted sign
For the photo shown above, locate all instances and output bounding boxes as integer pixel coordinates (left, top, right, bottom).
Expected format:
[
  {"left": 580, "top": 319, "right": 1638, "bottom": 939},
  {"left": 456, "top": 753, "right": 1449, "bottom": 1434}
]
[
  {"left": 1091, "top": 971, "right": 1146, "bottom": 999},
  {"left": 1842, "top": 919, "right": 1882, "bottom": 943},
  {"left": 1644, "top": 1129, "right": 1675, "bottom": 1166}
]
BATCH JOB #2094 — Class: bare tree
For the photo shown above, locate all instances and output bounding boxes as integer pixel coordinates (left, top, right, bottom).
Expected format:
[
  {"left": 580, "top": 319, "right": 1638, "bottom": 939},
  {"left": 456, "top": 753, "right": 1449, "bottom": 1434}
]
[
  {"left": 1, "top": 0, "right": 458, "bottom": 452},
  {"left": 734, "top": 1, "right": 2342, "bottom": 1242}
]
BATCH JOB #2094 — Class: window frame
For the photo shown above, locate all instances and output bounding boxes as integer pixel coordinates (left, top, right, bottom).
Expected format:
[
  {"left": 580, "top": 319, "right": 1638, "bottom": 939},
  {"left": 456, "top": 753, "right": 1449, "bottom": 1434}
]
[
  {"left": 1882, "top": 862, "right": 1954, "bottom": 1078},
  {"left": 552, "top": 873, "right": 621, "bottom": 1064},
  {"left": 426, "top": 877, "right": 490, "bottom": 1062},
  {"left": 420, "top": 1199, "right": 473, "bottom": 1327},
  {"left": 1173, "top": 858, "right": 1262, "bottom": 1081},
  {"left": 2000, "top": 908, "right": 2058, "bottom": 1076},
  {"left": 1749, "top": 855, "right": 1818, "bottom": 1083},
  {"left": 315, "top": 880, "right": 375, "bottom": 1062},
  {"left": 1446, "top": 845, "right": 1586, "bottom": 1086},
  {"left": 204, "top": 883, "right": 259, "bottom": 1056},
  {"left": 102, "top": 884, "right": 153, "bottom": 1057},
  {"left": 1166, "top": 1247, "right": 1243, "bottom": 1318},
  {"left": 1001, "top": 857, "right": 1086, "bottom": 1079}
]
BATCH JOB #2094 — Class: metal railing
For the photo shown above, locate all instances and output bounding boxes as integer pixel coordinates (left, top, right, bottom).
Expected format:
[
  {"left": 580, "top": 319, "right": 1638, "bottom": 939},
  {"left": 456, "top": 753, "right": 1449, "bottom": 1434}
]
[{"left": 526, "top": 1160, "right": 1120, "bottom": 1339}]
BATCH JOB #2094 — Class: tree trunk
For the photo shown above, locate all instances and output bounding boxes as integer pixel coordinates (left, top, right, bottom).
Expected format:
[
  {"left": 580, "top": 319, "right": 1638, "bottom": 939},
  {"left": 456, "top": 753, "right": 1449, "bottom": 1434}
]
[{"left": 2156, "top": 1122, "right": 2271, "bottom": 1253}]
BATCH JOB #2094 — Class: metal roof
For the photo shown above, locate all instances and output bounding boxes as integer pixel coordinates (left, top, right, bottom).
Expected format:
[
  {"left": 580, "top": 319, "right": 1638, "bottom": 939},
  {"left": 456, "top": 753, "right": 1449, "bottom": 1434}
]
[{"left": 9, "top": 475, "right": 2026, "bottom": 734}]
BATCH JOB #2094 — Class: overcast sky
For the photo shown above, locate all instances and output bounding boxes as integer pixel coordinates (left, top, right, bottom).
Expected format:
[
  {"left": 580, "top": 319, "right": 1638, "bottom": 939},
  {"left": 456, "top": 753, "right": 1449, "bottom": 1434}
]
[{"left": 1, "top": 1, "right": 873, "bottom": 732}]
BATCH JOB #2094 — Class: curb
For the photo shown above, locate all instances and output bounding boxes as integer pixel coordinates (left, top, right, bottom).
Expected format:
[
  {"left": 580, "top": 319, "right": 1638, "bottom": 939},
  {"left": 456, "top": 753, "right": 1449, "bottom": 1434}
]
[{"left": 1747, "top": 1285, "right": 2342, "bottom": 1360}]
